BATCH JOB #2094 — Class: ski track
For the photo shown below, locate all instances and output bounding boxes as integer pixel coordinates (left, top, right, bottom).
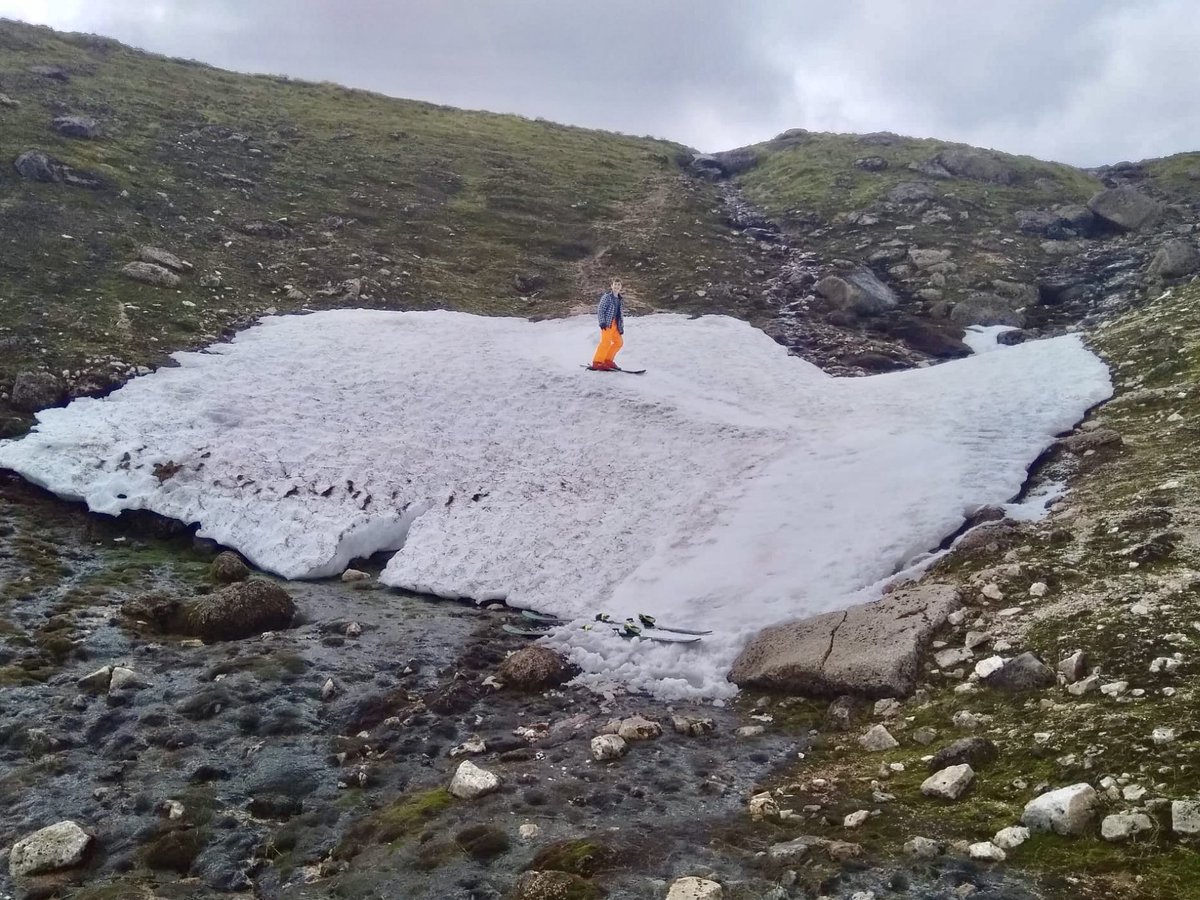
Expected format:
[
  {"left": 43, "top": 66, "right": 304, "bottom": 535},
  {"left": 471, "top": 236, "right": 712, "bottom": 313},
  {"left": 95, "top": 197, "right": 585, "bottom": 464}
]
[{"left": 0, "top": 310, "right": 1113, "bottom": 699}]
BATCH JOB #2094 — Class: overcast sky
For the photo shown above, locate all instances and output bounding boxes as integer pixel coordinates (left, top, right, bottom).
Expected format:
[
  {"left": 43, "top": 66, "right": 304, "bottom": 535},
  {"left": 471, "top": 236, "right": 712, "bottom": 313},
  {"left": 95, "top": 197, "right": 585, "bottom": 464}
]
[{"left": 3, "top": 0, "right": 1197, "bottom": 166}]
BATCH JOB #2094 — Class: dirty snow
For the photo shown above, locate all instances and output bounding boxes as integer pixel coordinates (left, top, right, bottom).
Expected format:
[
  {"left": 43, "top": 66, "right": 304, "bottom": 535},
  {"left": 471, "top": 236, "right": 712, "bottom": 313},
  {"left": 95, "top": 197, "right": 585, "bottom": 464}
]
[{"left": 0, "top": 310, "right": 1111, "bottom": 698}]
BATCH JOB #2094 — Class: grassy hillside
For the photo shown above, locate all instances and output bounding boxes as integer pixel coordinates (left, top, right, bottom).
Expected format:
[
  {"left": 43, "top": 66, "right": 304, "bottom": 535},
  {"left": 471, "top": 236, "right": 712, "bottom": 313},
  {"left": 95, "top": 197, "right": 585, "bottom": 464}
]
[{"left": 0, "top": 19, "right": 772, "bottom": 433}]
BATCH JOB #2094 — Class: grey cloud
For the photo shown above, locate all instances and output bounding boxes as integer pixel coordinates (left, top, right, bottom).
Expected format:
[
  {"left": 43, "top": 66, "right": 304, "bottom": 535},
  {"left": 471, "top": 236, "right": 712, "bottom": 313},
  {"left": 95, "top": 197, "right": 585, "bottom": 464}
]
[{"left": 3, "top": 0, "right": 1197, "bottom": 164}]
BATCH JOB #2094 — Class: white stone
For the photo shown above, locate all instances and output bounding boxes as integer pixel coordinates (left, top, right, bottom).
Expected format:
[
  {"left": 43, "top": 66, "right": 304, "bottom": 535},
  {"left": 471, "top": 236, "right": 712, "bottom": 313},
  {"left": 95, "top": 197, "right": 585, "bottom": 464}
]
[
  {"left": 1151, "top": 657, "right": 1181, "bottom": 674},
  {"left": 1100, "top": 681, "right": 1129, "bottom": 697},
  {"left": 1029, "top": 582, "right": 1048, "bottom": 597},
  {"left": 964, "top": 631, "right": 992, "bottom": 650},
  {"left": 993, "top": 826, "right": 1030, "bottom": 850},
  {"left": 1172, "top": 800, "right": 1200, "bottom": 835},
  {"left": 921, "top": 764, "right": 975, "bottom": 800},
  {"left": 736, "top": 725, "right": 766, "bottom": 738},
  {"left": 974, "top": 656, "right": 1005, "bottom": 679},
  {"left": 859, "top": 724, "right": 900, "bottom": 752},
  {"left": 1101, "top": 812, "right": 1153, "bottom": 842},
  {"left": 448, "top": 760, "right": 500, "bottom": 799},
  {"left": 77, "top": 665, "right": 113, "bottom": 692},
  {"left": 1153, "top": 727, "right": 1176, "bottom": 746},
  {"left": 8, "top": 821, "right": 93, "bottom": 877},
  {"left": 1022, "top": 784, "right": 1097, "bottom": 836},
  {"left": 873, "top": 698, "right": 901, "bottom": 718},
  {"left": 519, "top": 823, "right": 540, "bottom": 841},
  {"left": 768, "top": 836, "right": 822, "bottom": 862},
  {"left": 982, "top": 584, "right": 1004, "bottom": 601},
  {"left": 591, "top": 734, "right": 628, "bottom": 761},
  {"left": 617, "top": 715, "right": 662, "bottom": 741},
  {"left": 666, "top": 877, "right": 723, "bottom": 900},
  {"left": 844, "top": 809, "right": 870, "bottom": 828},
  {"left": 341, "top": 568, "right": 370, "bottom": 582},
  {"left": 1068, "top": 674, "right": 1101, "bottom": 696},
  {"left": 108, "top": 666, "right": 146, "bottom": 693},
  {"left": 997, "top": 606, "right": 1022, "bottom": 617},
  {"left": 321, "top": 677, "right": 338, "bottom": 700},
  {"left": 968, "top": 841, "right": 1006, "bottom": 862},
  {"left": 450, "top": 735, "right": 487, "bottom": 757},
  {"left": 749, "top": 792, "right": 780, "bottom": 821},
  {"left": 903, "top": 836, "right": 940, "bottom": 859},
  {"left": 952, "top": 710, "right": 982, "bottom": 730},
  {"left": 935, "top": 647, "right": 974, "bottom": 669}
]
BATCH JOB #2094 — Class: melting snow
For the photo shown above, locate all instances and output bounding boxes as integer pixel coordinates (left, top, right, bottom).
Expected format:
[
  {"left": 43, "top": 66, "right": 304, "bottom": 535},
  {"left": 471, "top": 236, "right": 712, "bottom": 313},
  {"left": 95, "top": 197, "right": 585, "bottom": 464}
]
[{"left": 0, "top": 310, "right": 1111, "bottom": 698}]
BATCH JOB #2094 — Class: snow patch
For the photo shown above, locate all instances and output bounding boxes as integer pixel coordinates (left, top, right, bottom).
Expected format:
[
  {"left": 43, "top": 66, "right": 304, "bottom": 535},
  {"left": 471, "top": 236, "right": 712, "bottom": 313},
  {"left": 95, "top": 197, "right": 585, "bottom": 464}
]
[
  {"left": 0, "top": 310, "right": 1112, "bottom": 698},
  {"left": 964, "top": 325, "right": 1020, "bottom": 354}
]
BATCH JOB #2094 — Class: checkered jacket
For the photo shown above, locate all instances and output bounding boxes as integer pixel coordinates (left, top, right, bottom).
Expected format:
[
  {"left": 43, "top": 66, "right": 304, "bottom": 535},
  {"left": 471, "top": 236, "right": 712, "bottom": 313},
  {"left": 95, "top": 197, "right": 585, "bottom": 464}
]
[{"left": 597, "top": 291, "right": 624, "bottom": 334}]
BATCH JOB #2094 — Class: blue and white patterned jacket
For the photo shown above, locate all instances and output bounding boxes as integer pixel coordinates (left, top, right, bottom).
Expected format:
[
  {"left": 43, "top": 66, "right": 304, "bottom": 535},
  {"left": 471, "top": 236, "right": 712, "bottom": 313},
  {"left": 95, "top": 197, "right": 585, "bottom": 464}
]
[{"left": 597, "top": 291, "right": 624, "bottom": 334}]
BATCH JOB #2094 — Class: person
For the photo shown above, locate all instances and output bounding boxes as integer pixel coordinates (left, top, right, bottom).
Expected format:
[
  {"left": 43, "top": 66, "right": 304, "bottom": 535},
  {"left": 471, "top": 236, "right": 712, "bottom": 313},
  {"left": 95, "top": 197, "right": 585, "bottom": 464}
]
[{"left": 591, "top": 279, "right": 625, "bottom": 370}]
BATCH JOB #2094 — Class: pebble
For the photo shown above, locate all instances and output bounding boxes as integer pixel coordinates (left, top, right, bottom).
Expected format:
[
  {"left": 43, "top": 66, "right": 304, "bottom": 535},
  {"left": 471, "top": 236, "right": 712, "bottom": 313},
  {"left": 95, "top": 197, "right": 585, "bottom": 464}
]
[
  {"left": 903, "top": 836, "right": 940, "bottom": 859},
  {"left": 1152, "top": 727, "right": 1176, "bottom": 745},
  {"left": 1028, "top": 582, "right": 1048, "bottom": 597},
  {"left": 321, "top": 678, "right": 338, "bottom": 700},
  {"left": 735, "top": 725, "right": 766, "bottom": 738},
  {"left": 843, "top": 810, "right": 870, "bottom": 828},
  {"left": 1100, "top": 681, "right": 1129, "bottom": 697},
  {"left": 108, "top": 666, "right": 146, "bottom": 693},
  {"left": 448, "top": 760, "right": 501, "bottom": 799},
  {"left": 968, "top": 841, "right": 1005, "bottom": 862},
  {"left": 982, "top": 584, "right": 1004, "bottom": 601},
  {"left": 591, "top": 734, "right": 628, "bottom": 761},
  {"left": 993, "top": 826, "right": 1029, "bottom": 849},
  {"left": 617, "top": 715, "right": 663, "bottom": 741},
  {"left": 340, "top": 568, "right": 370, "bottom": 582},
  {"left": 519, "top": 823, "right": 540, "bottom": 841},
  {"left": 974, "top": 656, "right": 1005, "bottom": 679},
  {"left": 1067, "top": 674, "right": 1101, "bottom": 696}
]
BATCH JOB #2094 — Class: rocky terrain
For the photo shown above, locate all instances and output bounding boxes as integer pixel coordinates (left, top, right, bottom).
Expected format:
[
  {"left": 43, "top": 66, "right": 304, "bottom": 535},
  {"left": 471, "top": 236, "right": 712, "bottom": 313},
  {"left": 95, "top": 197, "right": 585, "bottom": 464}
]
[{"left": 3, "top": 15, "right": 1200, "bottom": 900}]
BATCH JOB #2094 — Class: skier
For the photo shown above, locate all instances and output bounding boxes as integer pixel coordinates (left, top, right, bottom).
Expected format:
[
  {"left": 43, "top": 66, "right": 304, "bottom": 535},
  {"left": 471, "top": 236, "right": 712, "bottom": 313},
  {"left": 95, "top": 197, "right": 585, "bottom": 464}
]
[{"left": 590, "top": 279, "right": 625, "bottom": 371}]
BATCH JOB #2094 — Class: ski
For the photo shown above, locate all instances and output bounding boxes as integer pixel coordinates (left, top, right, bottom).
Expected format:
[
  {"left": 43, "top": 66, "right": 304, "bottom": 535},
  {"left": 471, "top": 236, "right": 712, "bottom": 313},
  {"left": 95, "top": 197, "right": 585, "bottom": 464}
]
[
  {"left": 521, "top": 610, "right": 711, "bottom": 637},
  {"left": 582, "top": 365, "right": 647, "bottom": 375},
  {"left": 504, "top": 619, "right": 700, "bottom": 644}
]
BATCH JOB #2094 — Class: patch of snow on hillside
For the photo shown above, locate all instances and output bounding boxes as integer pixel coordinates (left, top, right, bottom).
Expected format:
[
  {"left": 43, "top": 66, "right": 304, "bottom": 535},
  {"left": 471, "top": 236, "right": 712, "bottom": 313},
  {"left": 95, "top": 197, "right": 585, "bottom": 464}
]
[{"left": 0, "top": 310, "right": 1111, "bottom": 698}]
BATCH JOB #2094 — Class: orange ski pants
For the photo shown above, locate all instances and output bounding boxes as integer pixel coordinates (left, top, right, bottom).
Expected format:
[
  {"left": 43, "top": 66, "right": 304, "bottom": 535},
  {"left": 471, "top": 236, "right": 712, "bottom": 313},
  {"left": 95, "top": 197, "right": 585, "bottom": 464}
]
[{"left": 592, "top": 324, "right": 623, "bottom": 367}]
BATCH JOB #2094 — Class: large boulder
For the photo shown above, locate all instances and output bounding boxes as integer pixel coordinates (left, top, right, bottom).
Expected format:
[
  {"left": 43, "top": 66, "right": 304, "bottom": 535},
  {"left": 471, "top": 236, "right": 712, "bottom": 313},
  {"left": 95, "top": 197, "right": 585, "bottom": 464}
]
[
  {"left": 1022, "top": 784, "right": 1097, "bottom": 836},
  {"left": 180, "top": 580, "right": 296, "bottom": 640},
  {"left": 887, "top": 182, "right": 937, "bottom": 204},
  {"left": 51, "top": 115, "right": 101, "bottom": 139},
  {"left": 495, "top": 646, "right": 572, "bottom": 691},
  {"left": 933, "top": 147, "right": 1019, "bottom": 185},
  {"left": 949, "top": 292, "right": 1025, "bottom": 328},
  {"left": 1147, "top": 239, "right": 1200, "bottom": 280},
  {"left": 1087, "top": 187, "right": 1164, "bottom": 231},
  {"left": 122, "top": 262, "right": 181, "bottom": 288},
  {"left": 11, "top": 371, "right": 65, "bottom": 412},
  {"left": 730, "top": 584, "right": 961, "bottom": 698},
  {"left": 815, "top": 269, "right": 899, "bottom": 317},
  {"left": 9, "top": 821, "right": 92, "bottom": 877}
]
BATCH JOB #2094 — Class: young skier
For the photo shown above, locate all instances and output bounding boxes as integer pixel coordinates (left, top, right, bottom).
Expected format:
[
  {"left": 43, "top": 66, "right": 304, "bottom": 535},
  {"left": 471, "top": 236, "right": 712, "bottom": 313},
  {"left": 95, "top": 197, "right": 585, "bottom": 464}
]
[{"left": 590, "top": 279, "right": 625, "bottom": 371}]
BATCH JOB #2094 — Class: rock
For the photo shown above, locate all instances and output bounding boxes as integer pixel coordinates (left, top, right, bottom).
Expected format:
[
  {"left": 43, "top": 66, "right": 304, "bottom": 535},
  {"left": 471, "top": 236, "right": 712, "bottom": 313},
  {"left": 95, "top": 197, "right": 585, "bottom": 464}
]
[
  {"left": 949, "top": 292, "right": 1024, "bottom": 328},
  {"left": 731, "top": 584, "right": 961, "bottom": 698},
  {"left": 1022, "top": 784, "right": 1097, "bottom": 835},
  {"left": 883, "top": 318, "right": 972, "bottom": 359},
  {"left": 888, "top": 182, "right": 937, "bottom": 204},
  {"left": 30, "top": 64, "right": 70, "bottom": 80},
  {"left": 825, "top": 694, "right": 864, "bottom": 731},
  {"left": 934, "top": 147, "right": 1019, "bottom": 184},
  {"left": 1101, "top": 812, "right": 1153, "bottom": 842},
  {"left": 340, "top": 568, "right": 370, "bottom": 583},
  {"left": 983, "top": 652, "right": 1055, "bottom": 692},
  {"left": 929, "top": 737, "right": 998, "bottom": 771},
  {"left": 814, "top": 269, "right": 899, "bottom": 316},
  {"left": 855, "top": 156, "right": 889, "bottom": 172},
  {"left": 844, "top": 810, "right": 870, "bottom": 828},
  {"left": 826, "top": 841, "right": 863, "bottom": 861},
  {"left": 859, "top": 724, "right": 899, "bottom": 752},
  {"left": 512, "top": 871, "right": 599, "bottom": 900},
  {"left": 210, "top": 551, "right": 250, "bottom": 583},
  {"left": 78, "top": 665, "right": 113, "bottom": 693},
  {"left": 912, "top": 726, "right": 938, "bottom": 746},
  {"left": 993, "top": 826, "right": 1030, "bottom": 850},
  {"left": 8, "top": 821, "right": 92, "bottom": 877},
  {"left": 448, "top": 760, "right": 500, "bottom": 799},
  {"left": 236, "top": 220, "right": 290, "bottom": 238},
  {"left": 748, "top": 792, "right": 779, "bottom": 821},
  {"left": 672, "top": 715, "right": 715, "bottom": 736},
  {"left": 768, "top": 835, "right": 824, "bottom": 863},
  {"left": 1170, "top": 801, "right": 1200, "bottom": 836},
  {"left": 108, "top": 666, "right": 146, "bottom": 693},
  {"left": 921, "top": 764, "right": 975, "bottom": 800},
  {"left": 1147, "top": 239, "right": 1200, "bottom": 280},
  {"left": 179, "top": 580, "right": 296, "bottom": 640},
  {"left": 139, "top": 246, "right": 193, "bottom": 273},
  {"left": 11, "top": 371, "right": 65, "bottom": 412},
  {"left": 1087, "top": 187, "right": 1164, "bottom": 231},
  {"left": 974, "top": 656, "right": 1005, "bottom": 679},
  {"left": 1067, "top": 673, "right": 1101, "bottom": 696},
  {"left": 590, "top": 734, "right": 627, "bottom": 761},
  {"left": 1153, "top": 726, "right": 1176, "bottom": 745},
  {"left": 735, "top": 725, "right": 765, "bottom": 738},
  {"left": 51, "top": 115, "right": 101, "bottom": 139},
  {"left": 903, "top": 836, "right": 940, "bottom": 859},
  {"left": 122, "top": 261, "right": 181, "bottom": 288},
  {"left": 934, "top": 648, "right": 973, "bottom": 669},
  {"left": 0, "top": 92, "right": 19, "bottom": 108},
  {"left": 1058, "top": 650, "right": 1088, "bottom": 683},
  {"left": 968, "top": 841, "right": 1006, "bottom": 862},
  {"left": 321, "top": 678, "right": 338, "bottom": 700},
  {"left": 908, "top": 247, "right": 952, "bottom": 269},
  {"left": 13, "top": 149, "right": 102, "bottom": 187},
  {"left": 691, "top": 149, "right": 758, "bottom": 178},
  {"left": 667, "top": 876, "right": 723, "bottom": 900},
  {"left": 496, "top": 646, "right": 571, "bottom": 691},
  {"left": 519, "top": 823, "right": 540, "bottom": 841},
  {"left": 617, "top": 715, "right": 662, "bottom": 741}
]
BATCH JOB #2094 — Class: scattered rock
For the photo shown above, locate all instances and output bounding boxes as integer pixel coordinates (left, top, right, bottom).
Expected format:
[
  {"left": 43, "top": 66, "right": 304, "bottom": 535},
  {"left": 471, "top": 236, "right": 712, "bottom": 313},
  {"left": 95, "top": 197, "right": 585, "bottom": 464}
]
[
  {"left": 617, "top": 715, "right": 663, "bottom": 741},
  {"left": 768, "top": 835, "right": 824, "bottom": 863},
  {"left": 590, "top": 734, "right": 627, "bottom": 761},
  {"left": 903, "top": 836, "right": 940, "bottom": 859},
  {"left": 908, "top": 247, "right": 952, "bottom": 269},
  {"left": 11, "top": 371, "right": 65, "bottom": 412},
  {"left": 496, "top": 646, "right": 571, "bottom": 691},
  {"left": 1101, "top": 812, "right": 1154, "bottom": 842},
  {"left": 749, "top": 792, "right": 780, "bottom": 821},
  {"left": 666, "top": 876, "right": 723, "bottom": 900},
  {"left": 1058, "top": 650, "right": 1088, "bottom": 683},
  {"left": 122, "top": 261, "right": 182, "bottom": 288},
  {"left": 983, "top": 652, "right": 1056, "bottom": 692},
  {"left": 933, "top": 147, "right": 1018, "bottom": 184},
  {"left": 921, "top": 764, "right": 975, "bottom": 800},
  {"left": 859, "top": 724, "right": 899, "bottom": 752},
  {"left": 993, "top": 826, "right": 1030, "bottom": 850},
  {"left": 210, "top": 551, "right": 250, "bottom": 583},
  {"left": 51, "top": 115, "right": 102, "bottom": 139},
  {"left": 512, "top": 871, "right": 599, "bottom": 900},
  {"left": 854, "top": 156, "right": 889, "bottom": 172},
  {"left": 8, "top": 821, "right": 92, "bottom": 877},
  {"left": 843, "top": 810, "right": 870, "bottom": 828},
  {"left": 139, "top": 246, "right": 193, "bottom": 273},
  {"left": 934, "top": 647, "right": 974, "bottom": 669},
  {"left": 340, "top": 568, "right": 370, "bottom": 583},
  {"left": 672, "top": 715, "right": 715, "bottom": 736},
  {"left": 108, "top": 666, "right": 146, "bottom": 693},
  {"left": 968, "top": 841, "right": 1006, "bottom": 862},
  {"left": 13, "top": 149, "right": 102, "bottom": 187},
  {"left": 179, "top": 580, "right": 296, "bottom": 640},
  {"left": 1172, "top": 800, "right": 1200, "bottom": 836},
  {"left": 1087, "top": 186, "right": 1164, "bottom": 231},
  {"left": 949, "top": 292, "right": 1024, "bottom": 328},
  {"left": 1022, "top": 784, "right": 1097, "bottom": 836},
  {"left": 815, "top": 269, "right": 900, "bottom": 316},
  {"left": 1147, "top": 239, "right": 1200, "bottom": 280},
  {"left": 448, "top": 760, "right": 500, "bottom": 799},
  {"left": 77, "top": 665, "right": 114, "bottom": 693},
  {"left": 731, "top": 584, "right": 961, "bottom": 698},
  {"left": 929, "top": 737, "right": 998, "bottom": 772}
]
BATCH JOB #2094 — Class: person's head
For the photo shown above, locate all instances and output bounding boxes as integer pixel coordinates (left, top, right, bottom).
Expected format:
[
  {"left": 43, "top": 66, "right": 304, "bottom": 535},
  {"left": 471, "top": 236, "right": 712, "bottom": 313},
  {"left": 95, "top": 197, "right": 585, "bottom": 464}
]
[{"left": 610, "top": 279, "right": 623, "bottom": 295}]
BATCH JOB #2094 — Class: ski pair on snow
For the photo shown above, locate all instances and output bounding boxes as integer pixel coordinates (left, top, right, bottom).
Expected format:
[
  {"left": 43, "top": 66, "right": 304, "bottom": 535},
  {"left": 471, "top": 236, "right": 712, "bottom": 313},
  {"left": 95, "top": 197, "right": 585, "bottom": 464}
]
[
  {"left": 582, "top": 364, "right": 646, "bottom": 375},
  {"left": 503, "top": 610, "right": 709, "bottom": 644}
]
